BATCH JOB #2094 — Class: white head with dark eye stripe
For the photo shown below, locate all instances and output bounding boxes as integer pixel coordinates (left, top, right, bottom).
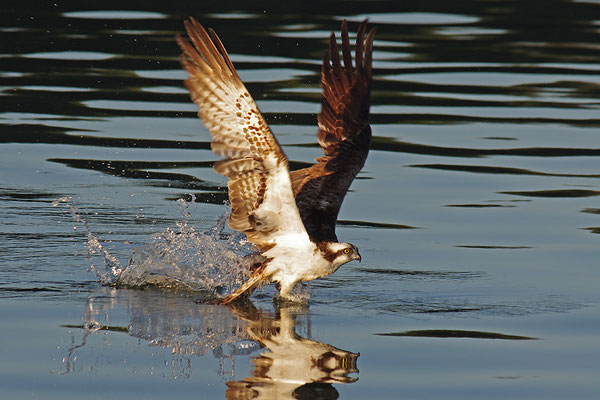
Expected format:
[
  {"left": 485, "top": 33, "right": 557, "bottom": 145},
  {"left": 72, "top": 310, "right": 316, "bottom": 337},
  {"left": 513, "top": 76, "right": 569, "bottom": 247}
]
[{"left": 322, "top": 242, "right": 361, "bottom": 270}]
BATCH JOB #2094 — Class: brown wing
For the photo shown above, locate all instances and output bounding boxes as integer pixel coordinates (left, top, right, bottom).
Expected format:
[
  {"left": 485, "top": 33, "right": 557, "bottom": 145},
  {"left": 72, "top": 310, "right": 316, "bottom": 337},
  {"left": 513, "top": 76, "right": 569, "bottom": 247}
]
[
  {"left": 290, "top": 20, "right": 375, "bottom": 242},
  {"left": 177, "top": 18, "right": 309, "bottom": 250}
]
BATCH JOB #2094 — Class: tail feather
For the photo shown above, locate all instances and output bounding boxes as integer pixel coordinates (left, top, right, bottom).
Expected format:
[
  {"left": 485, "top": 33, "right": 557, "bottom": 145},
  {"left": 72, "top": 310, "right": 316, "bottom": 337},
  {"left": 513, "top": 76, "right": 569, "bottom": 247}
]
[{"left": 218, "top": 264, "right": 267, "bottom": 305}]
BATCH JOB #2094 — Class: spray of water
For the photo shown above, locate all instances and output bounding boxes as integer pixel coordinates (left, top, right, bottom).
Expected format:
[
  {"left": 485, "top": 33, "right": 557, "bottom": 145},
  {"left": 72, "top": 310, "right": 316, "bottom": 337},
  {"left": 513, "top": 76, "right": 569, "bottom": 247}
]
[{"left": 52, "top": 197, "right": 253, "bottom": 299}]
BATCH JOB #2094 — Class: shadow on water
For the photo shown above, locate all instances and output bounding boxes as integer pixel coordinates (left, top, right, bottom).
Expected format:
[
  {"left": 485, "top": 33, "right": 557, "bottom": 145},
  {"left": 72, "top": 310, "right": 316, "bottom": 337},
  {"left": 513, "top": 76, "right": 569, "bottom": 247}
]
[{"left": 56, "top": 287, "right": 359, "bottom": 399}]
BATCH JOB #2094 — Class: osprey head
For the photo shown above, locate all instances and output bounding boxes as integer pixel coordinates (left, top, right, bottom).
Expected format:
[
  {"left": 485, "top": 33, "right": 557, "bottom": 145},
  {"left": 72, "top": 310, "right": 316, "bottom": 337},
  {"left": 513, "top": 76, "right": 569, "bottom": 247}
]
[{"left": 323, "top": 242, "right": 361, "bottom": 270}]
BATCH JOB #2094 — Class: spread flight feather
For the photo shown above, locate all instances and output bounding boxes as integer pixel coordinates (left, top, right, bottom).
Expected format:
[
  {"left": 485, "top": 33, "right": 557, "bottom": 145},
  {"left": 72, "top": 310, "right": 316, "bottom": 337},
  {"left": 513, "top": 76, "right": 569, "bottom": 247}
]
[
  {"left": 291, "top": 20, "right": 374, "bottom": 242},
  {"left": 177, "top": 19, "right": 307, "bottom": 251}
]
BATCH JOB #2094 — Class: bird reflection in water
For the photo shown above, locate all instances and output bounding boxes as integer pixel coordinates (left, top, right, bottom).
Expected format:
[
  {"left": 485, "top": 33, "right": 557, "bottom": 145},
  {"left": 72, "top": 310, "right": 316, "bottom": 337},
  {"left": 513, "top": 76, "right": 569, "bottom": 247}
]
[
  {"left": 56, "top": 288, "right": 359, "bottom": 398},
  {"left": 226, "top": 302, "right": 359, "bottom": 399}
]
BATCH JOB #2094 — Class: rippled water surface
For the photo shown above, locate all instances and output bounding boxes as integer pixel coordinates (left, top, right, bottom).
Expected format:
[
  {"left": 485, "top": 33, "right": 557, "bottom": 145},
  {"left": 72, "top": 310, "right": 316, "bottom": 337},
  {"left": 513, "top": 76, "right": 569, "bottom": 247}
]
[{"left": 2, "top": 1, "right": 600, "bottom": 399}]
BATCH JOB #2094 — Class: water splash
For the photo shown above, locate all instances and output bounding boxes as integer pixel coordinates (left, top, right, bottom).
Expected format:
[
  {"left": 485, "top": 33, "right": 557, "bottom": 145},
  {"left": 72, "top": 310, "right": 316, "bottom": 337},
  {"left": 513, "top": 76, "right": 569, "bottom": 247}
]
[{"left": 53, "top": 197, "right": 253, "bottom": 298}]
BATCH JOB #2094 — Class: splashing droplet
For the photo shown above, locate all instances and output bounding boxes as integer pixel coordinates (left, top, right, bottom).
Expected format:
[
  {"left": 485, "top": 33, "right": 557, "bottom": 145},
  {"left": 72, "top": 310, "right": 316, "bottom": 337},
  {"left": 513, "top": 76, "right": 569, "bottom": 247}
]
[{"left": 56, "top": 198, "right": 254, "bottom": 298}]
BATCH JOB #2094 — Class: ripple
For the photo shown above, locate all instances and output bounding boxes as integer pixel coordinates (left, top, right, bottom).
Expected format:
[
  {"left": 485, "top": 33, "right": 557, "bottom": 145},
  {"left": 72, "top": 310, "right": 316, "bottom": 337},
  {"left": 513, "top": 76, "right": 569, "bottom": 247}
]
[
  {"left": 11, "top": 85, "right": 95, "bottom": 93},
  {"left": 500, "top": 189, "right": 600, "bottom": 198},
  {"left": 483, "top": 137, "right": 518, "bottom": 141},
  {"left": 47, "top": 158, "right": 218, "bottom": 190},
  {"left": 356, "top": 268, "right": 481, "bottom": 280},
  {"left": 411, "top": 163, "right": 600, "bottom": 178},
  {"left": 63, "top": 10, "right": 166, "bottom": 19},
  {"left": 346, "top": 12, "right": 479, "bottom": 25},
  {"left": 581, "top": 208, "right": 600, "bottom": 214},
  {"left": 582, "top": 227, "right": 600, "bottom": 234},
  {"left": 371, "top": 138, "right": 600, "bottom": 157},
  {"left": 83, "top": 100, "right": 195, "bottom": 113},
  {"left": 382, "top": 71, "right": 600, "bottom": 88},
  {"left": 23, "top": 51, "right": 114, "bottom": 60},
  {"left": 273, "top": 30, "right": 334, "bottom": 39},
  {"left": 375, "top": 329, "right": 538, "bottom": 340},
  {"left": 2, "top": 124, "right": 214, "bottom": 151},
  {"left": 205, "top": 12, "right": 260, "bottom": 20},
  {"left": 446, "top": 204, "right": 516, "bottom": 208},
  {"left": 435, "top": 27, "right": 509, "bottom": 36},
  {"left": 140, "top": 85, "right": 188, "bottom": 94},
  {"left": 456, "top": 245, "right": 533, "bottom": 249},
  {"left": 337, "top": 220, "right": 418, "bottom": 230}
]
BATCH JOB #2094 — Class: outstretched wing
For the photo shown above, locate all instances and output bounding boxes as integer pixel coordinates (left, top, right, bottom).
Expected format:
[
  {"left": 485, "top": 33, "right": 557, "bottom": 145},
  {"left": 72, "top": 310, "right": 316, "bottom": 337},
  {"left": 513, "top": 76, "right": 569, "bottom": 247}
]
[
  {"left": 177, "top": 18, "right": 309, "bottom": 250},
  {"left": 290, "top": 20, "right": 375, "bottom": 242}
]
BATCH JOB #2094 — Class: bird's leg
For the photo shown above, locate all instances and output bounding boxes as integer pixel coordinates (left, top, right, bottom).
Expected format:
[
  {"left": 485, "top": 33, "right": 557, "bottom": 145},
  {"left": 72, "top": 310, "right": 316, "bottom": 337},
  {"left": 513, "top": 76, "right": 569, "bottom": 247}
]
[{"left": 277, "top": 279, "right": 300, "bottom": 300}]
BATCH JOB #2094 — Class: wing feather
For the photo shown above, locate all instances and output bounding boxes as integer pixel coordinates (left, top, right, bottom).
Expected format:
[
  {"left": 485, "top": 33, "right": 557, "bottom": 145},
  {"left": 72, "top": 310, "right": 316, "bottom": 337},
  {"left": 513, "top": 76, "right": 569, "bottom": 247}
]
[
  {"left": 177, "top": 18, "right": 309, "bottom": 250},
  {"left": 290, "top": 20, "right": 375, "bottom": 242}
]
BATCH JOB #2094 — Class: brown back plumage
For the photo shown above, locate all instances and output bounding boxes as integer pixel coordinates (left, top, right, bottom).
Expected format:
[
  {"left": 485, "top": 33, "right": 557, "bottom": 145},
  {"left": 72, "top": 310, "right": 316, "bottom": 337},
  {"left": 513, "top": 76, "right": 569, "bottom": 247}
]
[{"left": 290, "top": 20, "right": 375, "bottom": 242}]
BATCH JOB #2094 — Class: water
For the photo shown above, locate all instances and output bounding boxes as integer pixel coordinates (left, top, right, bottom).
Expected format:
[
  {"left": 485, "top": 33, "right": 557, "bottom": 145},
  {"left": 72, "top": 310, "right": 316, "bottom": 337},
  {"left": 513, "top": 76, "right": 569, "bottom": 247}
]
[{"left": 1, "top": 1, "right": 600, "bottom": 398}]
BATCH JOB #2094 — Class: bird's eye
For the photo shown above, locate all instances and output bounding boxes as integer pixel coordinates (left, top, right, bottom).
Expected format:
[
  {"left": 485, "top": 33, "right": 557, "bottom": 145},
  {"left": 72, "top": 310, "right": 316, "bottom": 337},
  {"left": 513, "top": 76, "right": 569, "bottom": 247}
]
[{"left": 343, "top": 248, "right": 350, "bottom": 254}]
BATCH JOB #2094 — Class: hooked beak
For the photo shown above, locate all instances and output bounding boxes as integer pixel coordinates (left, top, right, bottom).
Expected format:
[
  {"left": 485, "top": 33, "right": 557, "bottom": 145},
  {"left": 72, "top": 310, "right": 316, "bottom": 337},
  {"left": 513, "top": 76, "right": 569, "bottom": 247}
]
[{"left": 355, "top": 251, "right": 362, "bottom": 263}]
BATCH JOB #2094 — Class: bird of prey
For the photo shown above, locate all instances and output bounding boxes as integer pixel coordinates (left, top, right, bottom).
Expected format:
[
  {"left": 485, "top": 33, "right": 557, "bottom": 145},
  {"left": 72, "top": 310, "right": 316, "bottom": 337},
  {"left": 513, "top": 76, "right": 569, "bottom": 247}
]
[{"left": 176, "top": 18, "right": 374, "bottom": 304}]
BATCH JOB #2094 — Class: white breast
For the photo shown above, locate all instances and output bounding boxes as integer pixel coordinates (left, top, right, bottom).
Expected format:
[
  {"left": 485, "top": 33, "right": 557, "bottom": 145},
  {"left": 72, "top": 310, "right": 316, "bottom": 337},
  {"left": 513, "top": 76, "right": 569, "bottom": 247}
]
[{"left": 263, "top": 236, "right": 331, "bottom": 296}]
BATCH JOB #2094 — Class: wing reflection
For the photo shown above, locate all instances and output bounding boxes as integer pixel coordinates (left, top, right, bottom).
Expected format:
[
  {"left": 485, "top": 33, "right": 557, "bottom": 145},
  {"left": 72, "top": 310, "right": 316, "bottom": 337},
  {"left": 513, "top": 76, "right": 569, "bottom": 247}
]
[
  {"left": 57, "top": 287, "right": 359, "bottom": 398},
  {"left": 226, "top": 303, "right": 359, "bottom": 399}
]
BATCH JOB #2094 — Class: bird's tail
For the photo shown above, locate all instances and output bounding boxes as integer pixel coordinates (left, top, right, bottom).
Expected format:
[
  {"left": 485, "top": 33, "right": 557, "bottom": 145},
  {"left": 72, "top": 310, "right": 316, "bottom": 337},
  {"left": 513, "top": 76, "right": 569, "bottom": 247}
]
[{"left": 218, "top": 264, "right": 267, "bottom": 305}]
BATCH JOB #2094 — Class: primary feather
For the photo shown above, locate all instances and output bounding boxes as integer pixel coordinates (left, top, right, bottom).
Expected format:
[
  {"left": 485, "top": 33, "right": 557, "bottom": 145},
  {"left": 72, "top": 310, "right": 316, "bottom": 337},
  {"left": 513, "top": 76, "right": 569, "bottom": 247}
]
[{"left": 291, "top": 19, "right": 375, "bottom": 242}]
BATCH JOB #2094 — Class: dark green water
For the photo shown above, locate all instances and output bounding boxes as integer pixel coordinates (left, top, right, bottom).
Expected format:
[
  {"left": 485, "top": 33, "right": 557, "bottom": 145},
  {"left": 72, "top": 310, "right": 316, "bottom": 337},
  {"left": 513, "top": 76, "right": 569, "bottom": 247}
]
[{"left": 1, "top": 1, "right": 600, "bottom": 398}]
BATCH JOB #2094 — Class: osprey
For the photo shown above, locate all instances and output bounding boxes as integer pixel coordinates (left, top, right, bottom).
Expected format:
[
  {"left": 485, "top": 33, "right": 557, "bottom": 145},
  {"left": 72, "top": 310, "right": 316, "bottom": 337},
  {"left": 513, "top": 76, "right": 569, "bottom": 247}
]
[{"left": 177, "top": 18, "right": 374, "bottom": 304}]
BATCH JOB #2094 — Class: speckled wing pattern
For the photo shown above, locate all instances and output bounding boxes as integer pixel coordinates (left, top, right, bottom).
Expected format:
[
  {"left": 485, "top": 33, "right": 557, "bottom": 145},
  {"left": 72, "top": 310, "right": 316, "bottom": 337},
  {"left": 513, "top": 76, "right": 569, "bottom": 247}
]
[
  {"left": 177, "top": 18, "right": 309, "bottom": 250},
  {"left": 290, "top": 20, "right": 375, "bottom": 242}
]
